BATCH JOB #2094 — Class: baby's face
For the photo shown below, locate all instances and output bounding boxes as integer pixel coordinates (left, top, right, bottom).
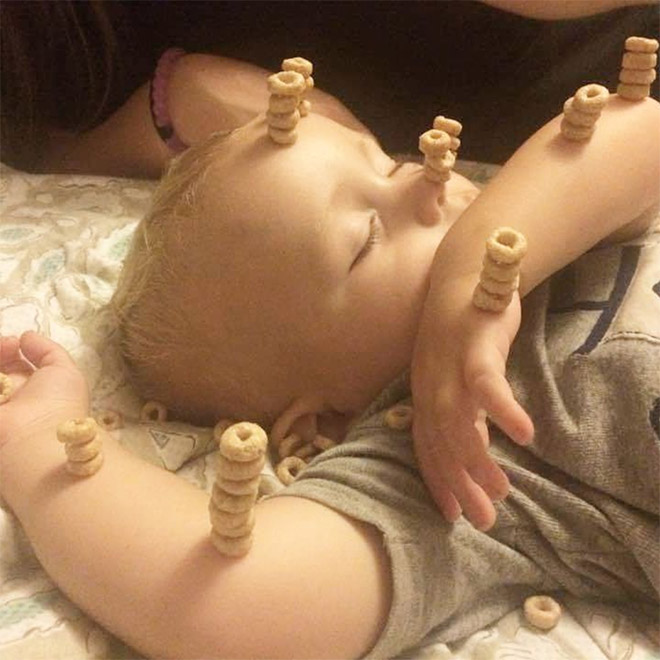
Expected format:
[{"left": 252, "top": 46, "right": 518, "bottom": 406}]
[{"left": 198, "top": 113, "right": 478, "bottom": 416}]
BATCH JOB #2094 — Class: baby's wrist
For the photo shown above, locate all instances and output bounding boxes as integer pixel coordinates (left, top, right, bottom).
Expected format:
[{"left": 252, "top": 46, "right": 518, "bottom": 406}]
[
  {"left": 0, "top": 420, "right": 116, "bottom": 506},
  {"left": 0, "top": 425, "right": 58, "bottom": 503},
  {"left": 0, "top": 402, "right": 89, "bottom": 461},
  {"left": 427, "top": 270, "right": 480, "bottom": 310}
]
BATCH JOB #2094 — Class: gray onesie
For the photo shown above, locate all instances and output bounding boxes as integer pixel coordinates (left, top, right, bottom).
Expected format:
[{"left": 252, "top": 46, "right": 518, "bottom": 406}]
[{"left": 274, "top": 225, "right": 660, "bottom": 658}]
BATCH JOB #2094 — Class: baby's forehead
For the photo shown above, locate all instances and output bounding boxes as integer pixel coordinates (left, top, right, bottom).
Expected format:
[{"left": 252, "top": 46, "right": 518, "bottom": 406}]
[
  {"left": 195, "top": 112, "right": 369, "bottom": 266},
  {"left": 197, "top": 153, "right": 323, "bottom": 266},
  {"left": 221, "top": 112, "right": 363, "bottom": 166}
]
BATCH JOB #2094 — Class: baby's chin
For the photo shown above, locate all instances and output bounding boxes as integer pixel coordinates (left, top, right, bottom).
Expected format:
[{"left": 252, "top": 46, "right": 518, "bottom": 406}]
[
  {"left": 441, "top": 173, "right": 480, "bottom": 225},
  {"left": 446, "top": 170, "right": 481, "bottom": 200}
]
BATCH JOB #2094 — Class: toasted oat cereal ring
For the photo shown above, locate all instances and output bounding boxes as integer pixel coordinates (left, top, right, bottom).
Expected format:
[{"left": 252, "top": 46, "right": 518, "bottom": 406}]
[
  {"left": 209, "top": 503, "right": 256, "bottom": 536},
  {"left": 211, "top": 483, "right": 257, "bottom": 513},
  {"left": 276, "top": 456, "right": 307, "bottom": 486},
  {"left": 0, "top": 372, "right": 12, "bottom": 404},
  {"left": 485, "top": 227, "right": 527, "bottom": 265},
  {"left": 305, "top": 76, "right": 315, "bottom": 91},
  {"left": 218, "top": 524, "right": 254, "bottom": 539},
  {"left": 625, "top": 36, "right": 659, "bottom": 53},
  {"left": 419, "top": 129, "right": 451, "bottom": 156},
  {"left": 213, "top": 418, "right": 237, "bottom": 443},
  {"left": 216, "top": 453, "right": 265, "bottom": 481},
  {"left": 210, "top": 530, "right": 253, "bottom": 557},
  {"left": 57, "top": 417, "right": 98, "bottom": 445},
  {"left": 479, "top": 274, "right": 519, "bottom": 296},
  {"left": 523, "top": 595, "right": 562, "bottom": 630},
  {"left": 278, "top": 432, "right": 305, "bottom": 459},
  {"left": 448, "top": 136, "right": 461, "bottom": 152},
  {"left": 209, "top": 504, "right": 255, "bottom": 530},
  {"left": 622, "top": 51, "right": 657, "bottom": 70},
  {"left": 269, "top": 94, "right": 300, "bottom": 114},
  {"left": 140, "top": 400, "right": 167, "bottom": 423},
  {"left": 214, "top": 513, "right": 256, "bottom": 537},
  {"left": 616, "top": 82, "right": 651, "bottom": 101},
  {"left": 313, "top": 434, "right": 337, "bottom": 452},
  {"left": 562, "top": 99, "right": 599, "bottom": 127},
  {"left": 216, "top": 474, "right": 261, "bottom": 496},
  {"left": 384, "top": 404, "right": 414, "bottom": 431},
  {"left": 563, "top": 97, "right": 600, "bottom": 118},
  {"left": 425, "top": 149, "right": 456, "bottom": 172},
  {"left": 299, "top": 99, "right": 312, "bottom": 117},
  {"left": 268, "top": 126, "right": 298, "bottom": 145},
  {"left": 572, "top": 84, "right": 609, "bottom": 113},
  {"left": 619, "top": 67, "right": 657, "bottom": 85},
  {"left": 560, "top": 119, "right": 596, "bottom": 141},
  {"left": 95, "top": 409, "right": 124, "bottom": 431},
  {"left": 282, "top": 56, "right": 313, "bottom": 77},
  {"left": 294, "top": 443, "right": 317, "bottom": 460},
  {"left": 432, "top": 115, "right": 463, "bottom": 136},
  {"left": 423, "top": 164, "right": 451, "bottom": 183},
  {"left": 563, "top": 109, "right": 597, "bottom": 128},
  {"left": 472, "top": 286, "right": 510, "bottom": 313},
  {"left": 479, "top": 259, "right": 520, "bottom": 285},
  {"left": 266, "top": 108, "right": 301, "bottom": 130},
  {"left": 219, "top": 422, "right": 268, "bottom": 462},
  {"left": 267, "top": 70, "right": 306, "bottom": 96},
  {"left": 65, "top": 436, "right": 103, "bottom": 462},
  {"left": 66, "top": 451, "right": 104, "bottom": 476},
  {"left": 482, "top": 255, "right": 522, "bottom": 282}
]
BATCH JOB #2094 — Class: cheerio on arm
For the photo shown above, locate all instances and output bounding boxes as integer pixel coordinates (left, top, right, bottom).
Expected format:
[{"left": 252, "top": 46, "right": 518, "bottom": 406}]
[{"left": 429, "top": 91, "right": 660, "bottom": 300}]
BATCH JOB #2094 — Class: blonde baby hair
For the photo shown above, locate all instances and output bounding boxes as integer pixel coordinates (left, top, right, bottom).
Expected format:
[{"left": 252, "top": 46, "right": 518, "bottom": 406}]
[
  {"left": 112, "top": 126, "right": 329, "bottom": 428},
  {"left": 111, "top": 130, "right": 267, "bottom": 425}
]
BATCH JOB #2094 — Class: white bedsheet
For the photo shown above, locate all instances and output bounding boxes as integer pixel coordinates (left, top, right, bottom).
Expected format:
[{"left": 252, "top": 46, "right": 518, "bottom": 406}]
[{"left": 0, "top": 162, "right": 657, "bottom": 660}]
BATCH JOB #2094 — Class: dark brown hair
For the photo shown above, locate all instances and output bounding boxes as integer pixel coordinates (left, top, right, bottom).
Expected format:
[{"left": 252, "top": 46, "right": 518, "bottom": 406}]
[{"left": 1, "top": 0, "right": 118, "bottom": 170}]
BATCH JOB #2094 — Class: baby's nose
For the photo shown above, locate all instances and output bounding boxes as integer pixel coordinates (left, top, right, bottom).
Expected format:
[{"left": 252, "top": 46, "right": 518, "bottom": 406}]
[{"left": 393, "top": 164, "right": 444, "bottom": 226}]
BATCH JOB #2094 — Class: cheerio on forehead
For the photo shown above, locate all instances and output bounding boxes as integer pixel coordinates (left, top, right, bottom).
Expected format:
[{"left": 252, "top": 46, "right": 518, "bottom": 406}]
[{"left": 266, "top": 56, "right": 314, "bottom": 145}]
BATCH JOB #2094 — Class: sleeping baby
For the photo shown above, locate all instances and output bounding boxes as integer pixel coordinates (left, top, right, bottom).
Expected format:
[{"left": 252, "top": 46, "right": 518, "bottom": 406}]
[{"left": 0, "top": 47, "right": 658, "bottom": 659}]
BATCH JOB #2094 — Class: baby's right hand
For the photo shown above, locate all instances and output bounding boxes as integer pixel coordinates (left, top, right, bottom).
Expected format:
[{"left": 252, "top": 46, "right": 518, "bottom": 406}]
[
  {"left": 0, "top": 332, "right": 89, "bottom": 453},
  {"left": 410, "top": 277, "right": 534, "bottom": 530}
]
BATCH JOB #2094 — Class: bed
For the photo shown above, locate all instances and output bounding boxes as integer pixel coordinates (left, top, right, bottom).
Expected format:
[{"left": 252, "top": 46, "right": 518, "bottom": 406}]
[{"left": 0, "top": 161, "right": 657, "bottom": 660}]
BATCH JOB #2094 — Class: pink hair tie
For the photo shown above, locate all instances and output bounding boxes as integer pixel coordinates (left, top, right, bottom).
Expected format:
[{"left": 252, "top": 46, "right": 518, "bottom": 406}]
[{"left": 149, "top": 48, "right": 189, "bottom": 153}]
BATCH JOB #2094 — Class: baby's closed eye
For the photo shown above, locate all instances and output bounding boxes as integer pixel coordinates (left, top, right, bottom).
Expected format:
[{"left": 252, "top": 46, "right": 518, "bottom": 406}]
[{"left": 351, "top": 212, "right": 382, "bottom": 269}]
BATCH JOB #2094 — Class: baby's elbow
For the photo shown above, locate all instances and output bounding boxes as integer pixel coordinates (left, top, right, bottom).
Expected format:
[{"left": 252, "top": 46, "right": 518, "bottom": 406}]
[{"left": 636, "top": 97, "right": 660, "bottom": 205}]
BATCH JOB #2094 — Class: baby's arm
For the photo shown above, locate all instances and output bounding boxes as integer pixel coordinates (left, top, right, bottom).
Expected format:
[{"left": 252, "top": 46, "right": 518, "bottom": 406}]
[
  {"left": 412, "top": 96, "right": 660, "bottom": 529},
  {"left": 0, "top": 333, "right": 389, "bottom": 659},
  {"left": 39, "top": 54, "right": 368, "bottom": 179},
  {"left": 436, "top": 96, "right": 659, "bottom": 295}
]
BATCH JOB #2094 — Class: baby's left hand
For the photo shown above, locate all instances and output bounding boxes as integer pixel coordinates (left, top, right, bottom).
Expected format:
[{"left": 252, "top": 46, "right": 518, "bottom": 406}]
[
  {"left": 410, "top": 277, "right": 534, "bottom": 530},
  {"left": 0, "top": 332, "right": 89, "bottom": 454}
]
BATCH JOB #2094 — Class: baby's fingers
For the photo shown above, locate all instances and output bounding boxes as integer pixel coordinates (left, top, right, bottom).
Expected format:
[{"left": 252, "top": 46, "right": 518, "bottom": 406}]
[
  {"left": 19, "top": 331, "right": 76, "bottom": 370},
  {"left": 415, "top": 418, "right": 505, "bottom": 531},
  {"left": 442, "top": 459, "right": 498, "bottom": 531},
  {"left": 471, "top": 370, "right": 534, "bottom": 446},
  {"left": 0, "top": 336, "right": 21, "bottom": 368},
  {"left": 417, "top": 445, "right": 496, "bottom": 530}
]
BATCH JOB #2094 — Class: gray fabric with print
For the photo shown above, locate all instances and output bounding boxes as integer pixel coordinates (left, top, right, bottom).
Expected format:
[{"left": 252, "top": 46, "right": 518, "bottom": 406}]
[{"left": 274, "top": 225, "right": 660, "bottom": 659}]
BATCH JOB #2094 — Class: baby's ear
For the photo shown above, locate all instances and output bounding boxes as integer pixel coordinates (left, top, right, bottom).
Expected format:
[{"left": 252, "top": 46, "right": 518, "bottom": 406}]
[
  {"left": 316, "top": 409, "right": 354, "bottom": 444},
  {"left": 270, "top": 396, "right": 322, "bottom": 447},
  {"left": 270, "top": 397, "right": 353, "bottom": 447},
  {"left": 289, "top": 413, "right": 318, "bottom": 444}
]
